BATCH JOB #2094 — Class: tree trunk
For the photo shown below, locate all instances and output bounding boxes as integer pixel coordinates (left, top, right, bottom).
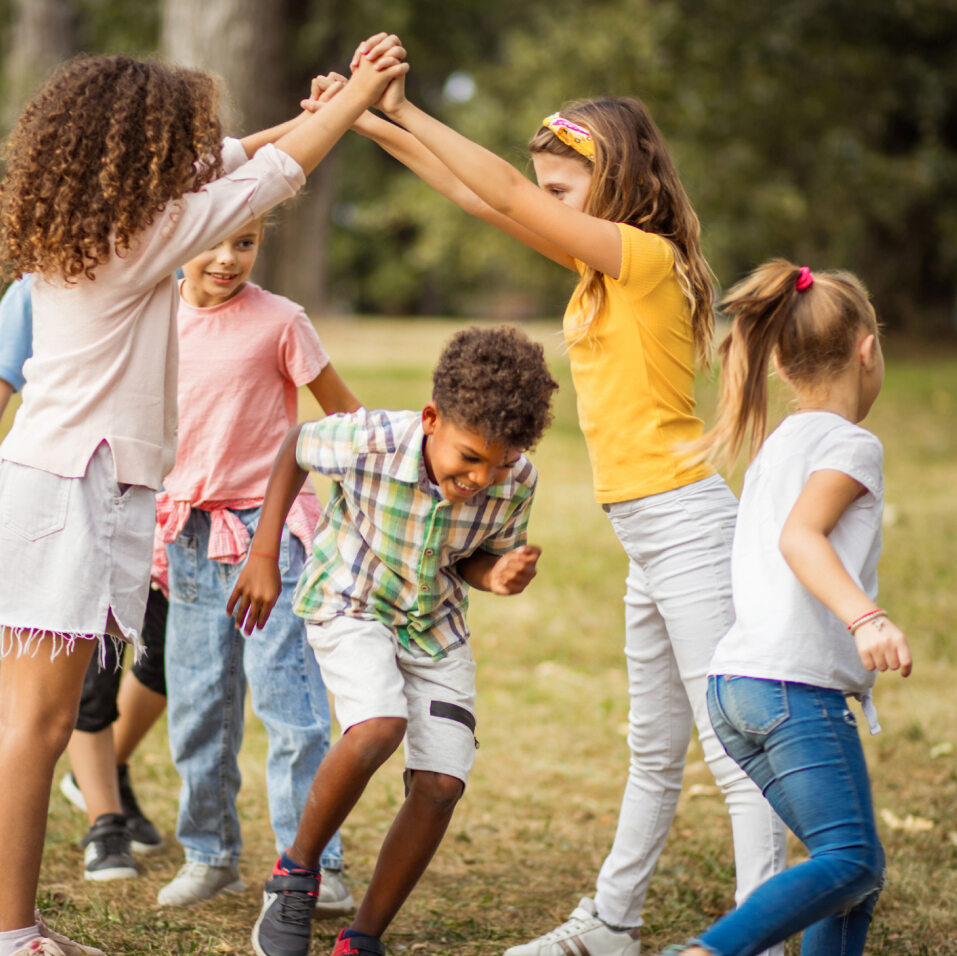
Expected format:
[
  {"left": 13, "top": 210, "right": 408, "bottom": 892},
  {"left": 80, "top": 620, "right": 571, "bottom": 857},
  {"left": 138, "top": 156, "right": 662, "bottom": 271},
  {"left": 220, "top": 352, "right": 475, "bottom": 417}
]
[
  {"left": 2, "top": 0, "right": 77, "bottom": 127},
  {"left": 159, "top": 0, "right": 331, "bottom": 315}
]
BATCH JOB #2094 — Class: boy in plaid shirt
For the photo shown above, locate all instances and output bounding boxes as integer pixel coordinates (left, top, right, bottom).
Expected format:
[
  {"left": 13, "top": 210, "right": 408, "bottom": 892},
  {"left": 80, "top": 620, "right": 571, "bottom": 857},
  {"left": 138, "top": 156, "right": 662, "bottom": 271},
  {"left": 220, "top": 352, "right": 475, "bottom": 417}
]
[{"left": 229, "top": 326, "right": 558, "bottom": 956}]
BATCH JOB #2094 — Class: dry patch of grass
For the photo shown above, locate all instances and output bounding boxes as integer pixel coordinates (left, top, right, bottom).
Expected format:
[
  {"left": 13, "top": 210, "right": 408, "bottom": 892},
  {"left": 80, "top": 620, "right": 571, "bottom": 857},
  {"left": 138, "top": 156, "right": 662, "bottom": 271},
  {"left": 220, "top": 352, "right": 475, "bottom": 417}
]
[{"left": 9, "top": 319, "right": 956, "bottom": 954}]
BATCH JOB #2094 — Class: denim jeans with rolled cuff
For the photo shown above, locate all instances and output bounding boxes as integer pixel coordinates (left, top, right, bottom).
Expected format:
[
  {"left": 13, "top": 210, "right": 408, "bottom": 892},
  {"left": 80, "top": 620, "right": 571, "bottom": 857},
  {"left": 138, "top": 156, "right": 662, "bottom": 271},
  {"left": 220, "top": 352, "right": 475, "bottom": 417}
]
[
  {"left": 696, "top": 675, "right": 884, "bottom": 956},
  {"left": 165, "top": 507, "right": 343, "bottom": 869}
]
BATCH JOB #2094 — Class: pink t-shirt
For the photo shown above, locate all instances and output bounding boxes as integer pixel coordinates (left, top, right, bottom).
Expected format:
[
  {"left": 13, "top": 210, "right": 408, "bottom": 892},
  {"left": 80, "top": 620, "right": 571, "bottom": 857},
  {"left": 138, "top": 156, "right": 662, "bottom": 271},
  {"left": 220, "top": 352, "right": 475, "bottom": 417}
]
[
  {"left": 162, "top": 280, "right": 329, "bottom": 502},
  {"left": 1, "top": 139, "right": 305, "bottom": 488}
]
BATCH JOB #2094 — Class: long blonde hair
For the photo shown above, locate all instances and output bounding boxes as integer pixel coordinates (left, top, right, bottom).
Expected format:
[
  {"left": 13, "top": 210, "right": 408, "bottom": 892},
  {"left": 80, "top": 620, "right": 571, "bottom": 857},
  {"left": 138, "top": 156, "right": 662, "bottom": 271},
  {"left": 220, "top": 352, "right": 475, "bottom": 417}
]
[
  {"left": 529, "top": 97, "right": 715, "bottom": 368},
  {"left": 696, "top": 258, "right": 878, "bottom": 466}
]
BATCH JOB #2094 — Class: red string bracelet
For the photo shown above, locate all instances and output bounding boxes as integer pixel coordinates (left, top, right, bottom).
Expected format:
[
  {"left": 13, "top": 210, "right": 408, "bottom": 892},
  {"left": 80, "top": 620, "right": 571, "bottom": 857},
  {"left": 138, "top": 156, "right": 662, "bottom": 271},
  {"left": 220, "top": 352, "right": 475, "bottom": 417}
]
[
  {"left": 847, "top": 609, "right": 887, "bottom": 634},
  {"left": 249, "top": 549, "right": 279, "bottom": 561}
]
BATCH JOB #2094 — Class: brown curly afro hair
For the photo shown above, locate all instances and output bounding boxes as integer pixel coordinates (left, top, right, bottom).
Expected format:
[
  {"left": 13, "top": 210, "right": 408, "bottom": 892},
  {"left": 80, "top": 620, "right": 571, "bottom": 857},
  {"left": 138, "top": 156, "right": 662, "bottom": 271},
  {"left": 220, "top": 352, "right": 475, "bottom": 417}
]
[
  {"left": 0, "top": 54, "right": 224, "bottom": 282},
  {"left": 432, "top": 325, "right": 559, "bottom": 451}
]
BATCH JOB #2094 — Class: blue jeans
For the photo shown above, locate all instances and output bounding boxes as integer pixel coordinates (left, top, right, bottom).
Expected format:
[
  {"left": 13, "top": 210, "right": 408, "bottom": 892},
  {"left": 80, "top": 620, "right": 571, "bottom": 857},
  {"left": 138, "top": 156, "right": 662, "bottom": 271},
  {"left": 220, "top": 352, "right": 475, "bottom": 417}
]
[
  {"left": 699, "top": 676, "right": 884, "bottom": 956},
  {"left": 166, "top": 507, "right": 342, "bottom": 869}
]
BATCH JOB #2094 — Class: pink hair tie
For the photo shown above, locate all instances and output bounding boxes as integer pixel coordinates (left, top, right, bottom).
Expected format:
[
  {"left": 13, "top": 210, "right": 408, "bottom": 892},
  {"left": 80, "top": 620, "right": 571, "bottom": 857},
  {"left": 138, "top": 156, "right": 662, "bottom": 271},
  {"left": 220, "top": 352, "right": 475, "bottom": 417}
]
[{"left": 795, "top": 266, "right": 814, "bottom": 291}]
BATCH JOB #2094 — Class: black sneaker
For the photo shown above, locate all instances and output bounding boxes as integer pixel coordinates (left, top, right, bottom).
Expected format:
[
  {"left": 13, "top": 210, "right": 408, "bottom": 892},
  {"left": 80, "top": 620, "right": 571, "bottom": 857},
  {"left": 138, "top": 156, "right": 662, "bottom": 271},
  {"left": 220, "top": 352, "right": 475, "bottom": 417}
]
[
  {"left": 81, "top": 813, "right": 138, "bottom": 881},
  {"left": 117, "top": 763, "right": 163, "bottom": 852},
  {"left": 251, "top": 861, "right": 318, "bottom": 956}
]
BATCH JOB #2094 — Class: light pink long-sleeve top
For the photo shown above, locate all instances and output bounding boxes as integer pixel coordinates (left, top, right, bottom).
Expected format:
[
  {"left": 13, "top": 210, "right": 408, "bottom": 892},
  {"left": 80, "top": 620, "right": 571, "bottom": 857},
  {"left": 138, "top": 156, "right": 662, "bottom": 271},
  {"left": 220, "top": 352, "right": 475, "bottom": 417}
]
[{"left": 0, "top": 139, "right": 305, "bottom": 490}]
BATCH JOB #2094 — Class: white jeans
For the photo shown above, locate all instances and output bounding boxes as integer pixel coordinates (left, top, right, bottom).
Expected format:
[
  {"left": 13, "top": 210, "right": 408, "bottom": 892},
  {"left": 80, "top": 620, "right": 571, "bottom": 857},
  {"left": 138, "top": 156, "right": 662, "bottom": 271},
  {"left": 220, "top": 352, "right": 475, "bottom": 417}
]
[{"left": 595, "top": 475, "right": 786, "bottom": 954}]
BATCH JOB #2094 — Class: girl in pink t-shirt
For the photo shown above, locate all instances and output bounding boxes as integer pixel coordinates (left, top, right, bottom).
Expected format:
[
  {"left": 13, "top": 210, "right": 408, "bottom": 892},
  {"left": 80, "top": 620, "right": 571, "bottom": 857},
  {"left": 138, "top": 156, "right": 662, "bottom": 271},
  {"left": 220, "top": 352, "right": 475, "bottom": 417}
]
[
  {"left": 153, "top": 219, "right": 360, "bottom": 914},
  {"left": 0, "top": 41, "right": 406, "bottom": 956}
]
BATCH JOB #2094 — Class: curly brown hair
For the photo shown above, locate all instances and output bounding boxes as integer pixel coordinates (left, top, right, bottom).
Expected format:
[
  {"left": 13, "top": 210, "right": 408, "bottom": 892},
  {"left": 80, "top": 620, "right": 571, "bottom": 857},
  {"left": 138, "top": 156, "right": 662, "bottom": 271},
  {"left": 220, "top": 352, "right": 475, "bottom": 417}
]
[
  {"left": 0, "top": 54, "right": 224, "bottom": 282},
  {"left": 530, "top": 97, "right": 716, "bottom": 369},
  {"left": 432, "top": 325, "right": 558, "bottom": 451}
]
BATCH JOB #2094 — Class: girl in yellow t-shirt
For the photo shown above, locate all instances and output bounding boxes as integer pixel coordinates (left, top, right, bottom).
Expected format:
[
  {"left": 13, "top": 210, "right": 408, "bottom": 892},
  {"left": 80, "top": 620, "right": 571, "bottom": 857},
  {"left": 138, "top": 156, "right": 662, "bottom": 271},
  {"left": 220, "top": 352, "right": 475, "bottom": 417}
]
[{"left": 307, "top": 39, "right": 786, "bottom": 956}]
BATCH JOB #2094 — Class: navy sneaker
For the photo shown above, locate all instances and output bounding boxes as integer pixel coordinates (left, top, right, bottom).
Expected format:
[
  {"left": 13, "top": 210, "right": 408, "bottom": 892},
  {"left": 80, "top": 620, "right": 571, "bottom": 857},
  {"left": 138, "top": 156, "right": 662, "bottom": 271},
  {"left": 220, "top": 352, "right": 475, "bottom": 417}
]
[
  {"left": 251, "top": 858, "right": 319, "bottom": 956},
  {"left": 330, "top": 929, "right": 386, "bottom": 956},
  {"left": 81, "top": 813, "right": 137, "bottom": 881}
]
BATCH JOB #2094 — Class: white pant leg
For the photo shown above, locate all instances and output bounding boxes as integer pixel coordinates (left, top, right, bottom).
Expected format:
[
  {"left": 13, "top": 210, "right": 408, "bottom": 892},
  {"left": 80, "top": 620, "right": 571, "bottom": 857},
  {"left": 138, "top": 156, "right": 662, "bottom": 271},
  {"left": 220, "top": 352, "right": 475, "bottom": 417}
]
[
  {"left": 594, "top": 556, "right": 693, "bottom": 926},
  {"left": 595, "top": 477, "right": 786, "bottom": 954}
]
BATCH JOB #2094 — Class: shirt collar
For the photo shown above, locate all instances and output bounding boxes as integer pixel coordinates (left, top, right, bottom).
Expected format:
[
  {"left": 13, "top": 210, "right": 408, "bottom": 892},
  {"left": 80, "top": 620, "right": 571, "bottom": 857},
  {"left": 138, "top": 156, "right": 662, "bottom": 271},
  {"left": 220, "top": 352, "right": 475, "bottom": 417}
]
[{"left": 386, "top": 415, "right": 522, "bottom": 502}]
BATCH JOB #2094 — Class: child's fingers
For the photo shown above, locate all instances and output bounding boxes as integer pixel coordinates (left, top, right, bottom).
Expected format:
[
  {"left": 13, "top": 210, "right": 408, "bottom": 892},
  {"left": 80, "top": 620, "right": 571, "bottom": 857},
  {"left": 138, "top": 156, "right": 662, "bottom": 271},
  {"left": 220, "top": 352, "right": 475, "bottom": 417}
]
[
  {"left": 230, "top": 592, "right": 251, "bottom": 630},
  {"left": 352, "top": 32, "right": 389, "bottom": 70},
  {"left": 318, "top": 78, "right": 344, "bottom": 103},
  {"left": 373, "top": 45, "right": 407, "bottom": 71}
]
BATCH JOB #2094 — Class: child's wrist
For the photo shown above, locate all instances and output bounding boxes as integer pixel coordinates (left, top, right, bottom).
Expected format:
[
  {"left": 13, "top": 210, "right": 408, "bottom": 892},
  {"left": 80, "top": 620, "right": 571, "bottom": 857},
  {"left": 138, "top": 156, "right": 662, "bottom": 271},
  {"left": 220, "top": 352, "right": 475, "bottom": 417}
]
[
  {"left": 248, "top": 548, "right": 280, "bottom": 562},
  {"left": 848, "top": 608, "right": 887, "bottom": 634}
]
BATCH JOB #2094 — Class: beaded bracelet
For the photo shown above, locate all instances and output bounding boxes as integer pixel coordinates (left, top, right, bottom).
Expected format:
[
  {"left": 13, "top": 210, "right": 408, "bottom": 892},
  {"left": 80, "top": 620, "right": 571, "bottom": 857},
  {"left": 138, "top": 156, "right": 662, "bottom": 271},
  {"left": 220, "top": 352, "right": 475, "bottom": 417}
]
[{"left": 848, "top": 609, "right": 887, "bottom": 634}]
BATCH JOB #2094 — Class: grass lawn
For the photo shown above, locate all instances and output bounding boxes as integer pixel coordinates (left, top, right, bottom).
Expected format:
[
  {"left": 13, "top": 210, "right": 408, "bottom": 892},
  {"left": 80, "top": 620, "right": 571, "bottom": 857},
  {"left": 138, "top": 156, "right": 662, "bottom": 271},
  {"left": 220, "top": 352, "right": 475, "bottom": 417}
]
[{"left": 2, "top": 318, "right": 955, "bottom": 955}]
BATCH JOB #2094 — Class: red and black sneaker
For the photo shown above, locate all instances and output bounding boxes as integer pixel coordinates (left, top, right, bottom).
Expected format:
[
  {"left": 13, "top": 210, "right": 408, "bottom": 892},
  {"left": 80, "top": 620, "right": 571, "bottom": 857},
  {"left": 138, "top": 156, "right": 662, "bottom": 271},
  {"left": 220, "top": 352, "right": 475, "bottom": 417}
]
[
  {"left": 330, "top": 928, "right": 386, "bottom": 956},
  {"left": 251, "top": 857, "right": 319, "bottom": 956}
]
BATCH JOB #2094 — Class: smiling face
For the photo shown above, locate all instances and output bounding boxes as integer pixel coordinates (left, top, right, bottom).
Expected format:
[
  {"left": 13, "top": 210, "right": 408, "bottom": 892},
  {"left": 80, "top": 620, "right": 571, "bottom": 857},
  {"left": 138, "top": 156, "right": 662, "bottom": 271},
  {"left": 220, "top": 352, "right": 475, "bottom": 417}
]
[
  {"left": 531, "top": 151, "right": 594, "bottom": 212},
  {"left": 180, "top": 220, "right": 264, "bottom": 308},
  {"left": 421, "top": 403, "right": 522, "bottom": 503}
]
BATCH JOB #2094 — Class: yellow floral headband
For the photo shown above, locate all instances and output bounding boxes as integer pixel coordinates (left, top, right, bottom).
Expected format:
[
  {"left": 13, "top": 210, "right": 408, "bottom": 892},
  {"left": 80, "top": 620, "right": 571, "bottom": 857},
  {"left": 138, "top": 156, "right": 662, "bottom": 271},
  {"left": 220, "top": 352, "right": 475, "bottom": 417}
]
[{"left": 542, "top": 112, "right": 595, "bottom": 162}]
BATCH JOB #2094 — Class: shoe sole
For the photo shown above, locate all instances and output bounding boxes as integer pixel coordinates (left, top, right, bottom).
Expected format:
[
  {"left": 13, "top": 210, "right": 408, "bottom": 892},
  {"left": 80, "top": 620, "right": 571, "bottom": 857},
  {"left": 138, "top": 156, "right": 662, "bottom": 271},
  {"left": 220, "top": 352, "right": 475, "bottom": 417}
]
[
  {"left": 157, "top": 879, "right": 245, "bottom": 907},
  {"left": 85, "top": 865, "right": 138, "bottom": 881},
  {"left": 131, "top": 837, "right": 165, "bottom": 855},
  {"left": 312, "top": 894, "right": 357, "bottom": 920}
]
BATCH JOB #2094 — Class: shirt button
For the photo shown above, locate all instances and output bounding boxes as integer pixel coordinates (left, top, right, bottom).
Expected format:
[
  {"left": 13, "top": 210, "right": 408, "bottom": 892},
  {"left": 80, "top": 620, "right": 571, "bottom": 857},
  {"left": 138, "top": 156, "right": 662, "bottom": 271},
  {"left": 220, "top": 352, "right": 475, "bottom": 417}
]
[
  {"left": 420, "top": 583, "right": 430, "bottom": 592},
  {"left": 425, "top": 548, "right": 434, "bottom": 556}
]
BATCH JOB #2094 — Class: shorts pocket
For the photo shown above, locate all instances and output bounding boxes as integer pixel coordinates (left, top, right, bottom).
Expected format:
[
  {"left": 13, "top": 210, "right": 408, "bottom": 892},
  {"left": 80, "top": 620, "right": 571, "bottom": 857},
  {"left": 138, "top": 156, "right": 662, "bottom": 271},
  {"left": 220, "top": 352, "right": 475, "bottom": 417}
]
[
  {"left": 168, "top": 535, "right": 199, "bottom": 604},
  {"left": 0, "top": 461, "right": 71, "bottom": 541},
  {"left": 715, "top": 676, "right": 790, "bottom": 736}
]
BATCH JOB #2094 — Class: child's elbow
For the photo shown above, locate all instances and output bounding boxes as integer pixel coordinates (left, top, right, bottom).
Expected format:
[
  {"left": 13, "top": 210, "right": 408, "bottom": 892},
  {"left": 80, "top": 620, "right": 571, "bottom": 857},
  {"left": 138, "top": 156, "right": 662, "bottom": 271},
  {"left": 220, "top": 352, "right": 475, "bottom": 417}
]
[{"left": 778, "top": 524, "right": 804, "bottom": 571}]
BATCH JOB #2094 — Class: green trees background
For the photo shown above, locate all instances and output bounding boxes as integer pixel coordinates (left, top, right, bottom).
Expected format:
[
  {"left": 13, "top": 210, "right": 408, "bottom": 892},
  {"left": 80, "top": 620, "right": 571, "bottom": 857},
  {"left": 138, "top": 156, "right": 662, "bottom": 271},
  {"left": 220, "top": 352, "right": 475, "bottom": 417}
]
[{"left": 2, "top": 0, "right": 956, "bottom": 332}]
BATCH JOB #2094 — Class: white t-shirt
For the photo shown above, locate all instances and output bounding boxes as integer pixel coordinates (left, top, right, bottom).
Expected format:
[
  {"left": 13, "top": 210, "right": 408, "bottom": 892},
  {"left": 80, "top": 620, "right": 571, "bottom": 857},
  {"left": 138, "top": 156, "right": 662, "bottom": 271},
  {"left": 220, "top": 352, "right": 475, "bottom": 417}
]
[{"left": 709, "top": 412, "right": 883, "bottom": 702}]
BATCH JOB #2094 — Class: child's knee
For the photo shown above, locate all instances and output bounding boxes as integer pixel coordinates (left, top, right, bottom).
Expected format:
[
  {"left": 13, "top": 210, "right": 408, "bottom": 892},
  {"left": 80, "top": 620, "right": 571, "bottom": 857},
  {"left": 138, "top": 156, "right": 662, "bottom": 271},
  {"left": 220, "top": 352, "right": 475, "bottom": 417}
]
[
  {"left": 344, "top": 716, "right": 407, "bottom": 768},
  {"left": 408, "top": 770, "right": 464, "bottom": 815},
  {"left": 0, "top": 702, "right": 75, "bottom": 758}
]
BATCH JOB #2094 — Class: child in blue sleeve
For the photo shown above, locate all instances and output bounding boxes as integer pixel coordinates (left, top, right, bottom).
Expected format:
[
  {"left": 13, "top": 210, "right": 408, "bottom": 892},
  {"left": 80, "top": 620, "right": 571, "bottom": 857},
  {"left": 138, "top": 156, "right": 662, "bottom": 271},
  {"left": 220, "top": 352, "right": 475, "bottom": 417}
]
[{"left": 0, "top": 276, "right": 33, "bottom": 419}]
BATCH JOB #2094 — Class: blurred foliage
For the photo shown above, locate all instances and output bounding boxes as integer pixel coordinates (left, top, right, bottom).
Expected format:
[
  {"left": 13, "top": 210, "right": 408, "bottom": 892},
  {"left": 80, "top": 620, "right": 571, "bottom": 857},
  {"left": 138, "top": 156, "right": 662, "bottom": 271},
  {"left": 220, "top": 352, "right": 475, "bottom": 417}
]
[{"left": 1, "top": 0, "right": 956, "bottom": 330}]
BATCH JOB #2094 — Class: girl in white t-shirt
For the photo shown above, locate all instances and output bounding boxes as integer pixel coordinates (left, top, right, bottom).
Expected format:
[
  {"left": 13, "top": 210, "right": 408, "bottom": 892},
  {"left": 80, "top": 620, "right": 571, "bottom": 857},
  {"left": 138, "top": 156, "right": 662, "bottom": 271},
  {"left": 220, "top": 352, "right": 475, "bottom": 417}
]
[
  {"left": 660, "top": 260, "right": 912, "bottom": 956},
  {"left": 0, "top": 42, "right": 405, "bottom": 956}
]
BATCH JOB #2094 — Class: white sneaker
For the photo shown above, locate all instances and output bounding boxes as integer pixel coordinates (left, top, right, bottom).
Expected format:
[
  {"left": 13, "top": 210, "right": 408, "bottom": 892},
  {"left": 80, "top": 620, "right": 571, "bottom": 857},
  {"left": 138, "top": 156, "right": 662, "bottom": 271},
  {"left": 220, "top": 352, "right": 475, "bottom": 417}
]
[
  {"left": 157, "top": 860, "right": 246, "bottom": 906},
  {"left": 313, "top": 868, "right": 356, "bottom": 919},
  {"left": 503, "top": 898, "right": 641, "bottom": 956},
  {"left": 59, "top": 773, "right": 87, "bottom": 813}
]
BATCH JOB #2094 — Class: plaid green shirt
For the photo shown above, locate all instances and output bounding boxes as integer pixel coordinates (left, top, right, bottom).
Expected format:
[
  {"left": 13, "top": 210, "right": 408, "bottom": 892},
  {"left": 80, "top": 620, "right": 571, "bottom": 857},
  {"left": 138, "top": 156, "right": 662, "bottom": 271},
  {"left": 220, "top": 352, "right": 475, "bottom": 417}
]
[{"left": 292, "top": 409, "right": 537, "bottom": 659}]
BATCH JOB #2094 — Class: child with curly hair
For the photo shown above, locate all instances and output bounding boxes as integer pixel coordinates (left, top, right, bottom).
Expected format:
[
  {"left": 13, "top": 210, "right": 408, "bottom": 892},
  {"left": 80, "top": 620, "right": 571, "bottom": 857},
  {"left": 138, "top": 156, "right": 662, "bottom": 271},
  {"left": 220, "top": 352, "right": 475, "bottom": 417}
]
[
  {"left": 227, "top": 325, "right": 559, "bottom": 956},
  {"left": 306, "top": 40, "right": 786, "bottom": 956},
  {"left": 0, "top": 39, "right": 406, "bottom": 956}
]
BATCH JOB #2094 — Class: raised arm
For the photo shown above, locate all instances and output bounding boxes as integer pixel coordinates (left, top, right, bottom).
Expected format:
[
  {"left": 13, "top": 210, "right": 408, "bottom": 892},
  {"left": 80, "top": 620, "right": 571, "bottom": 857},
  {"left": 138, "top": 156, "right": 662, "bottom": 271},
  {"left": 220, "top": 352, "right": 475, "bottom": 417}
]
[
  {"left": 779, "top": 469, "right": 912, "bottom": 676},
  {"left": 362, "top": 42, "right": 622, "bottom": 279},
  {"left": 271, "top": 33, "right": 408, "bottom": 177},
  {"left": 300, "top": 73, "right": 572, "bottom": 268},
  {"left": 240, "top": 113, "right": 312, "bottom": 159}
]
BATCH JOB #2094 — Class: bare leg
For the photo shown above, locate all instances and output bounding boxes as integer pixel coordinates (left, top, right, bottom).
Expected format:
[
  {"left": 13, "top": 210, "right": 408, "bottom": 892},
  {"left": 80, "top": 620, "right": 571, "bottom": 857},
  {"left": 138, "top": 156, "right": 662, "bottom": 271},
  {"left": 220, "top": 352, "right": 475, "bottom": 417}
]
[
  {"left": 0, "top": 633, "right": 96, "bottom": 930},
  {"left": 288, "top": 717, "right": 406, "bottom": 867},
  {"left": 114, "top": 671, "right": 165, "bottom": 766},
  {"left": 351, "top": 770, "right": 463, "bottom": 937},
  {"left": 66, "top": 727, "right": 122, "bottom": 824}
]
